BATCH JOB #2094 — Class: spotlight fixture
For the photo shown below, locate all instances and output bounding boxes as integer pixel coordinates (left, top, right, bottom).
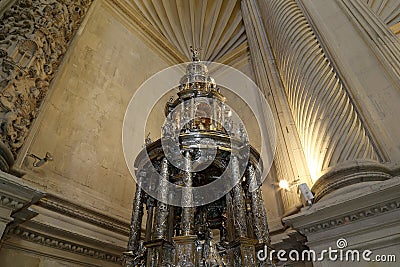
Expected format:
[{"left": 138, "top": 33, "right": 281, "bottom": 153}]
[
  {"left": 28, "top": 152, "right": 53, "bottom": 167},
  {"left": 297, "top": 183, "right": 314, "bottom": 207},
  {"left": 278, "top": 179, "right": 314, "bottom": 207},
  {"left": 278, "top": 179, "right": 290, "bottom": 190},
  {"left": 278, "top": 178, "right": 299, "bottom": 191}
]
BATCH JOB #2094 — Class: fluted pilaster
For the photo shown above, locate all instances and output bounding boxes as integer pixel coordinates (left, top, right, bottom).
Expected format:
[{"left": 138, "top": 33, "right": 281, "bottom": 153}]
[
  {"left": 256, "top": 0, "right": 381, "bottom": 187},
  {"left": 242, "top": 0, "right": 310, "bottom": 211}
]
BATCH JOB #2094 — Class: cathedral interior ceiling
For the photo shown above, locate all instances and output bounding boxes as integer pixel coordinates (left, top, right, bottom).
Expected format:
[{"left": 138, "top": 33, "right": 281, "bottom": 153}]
[
  {"left": 127, "top": 0, "right": 249, "bottom": 63},
  {"left": 361, "top": 0, "right": 400, "bottom": 28}
]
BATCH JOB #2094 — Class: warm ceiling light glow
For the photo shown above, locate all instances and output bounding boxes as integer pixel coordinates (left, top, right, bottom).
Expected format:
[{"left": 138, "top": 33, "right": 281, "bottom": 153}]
[
  {"left": 279, "top": 179, "right": 289, "bottom": 190},
  {"left": 308, "top": 159, "right": 319, "bottom": 183}
]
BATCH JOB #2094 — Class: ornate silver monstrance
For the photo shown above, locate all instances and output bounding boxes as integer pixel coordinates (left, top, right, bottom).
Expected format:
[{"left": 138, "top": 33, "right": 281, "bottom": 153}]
[{"left": 124, "top": 52, "right": 271, "bottom": 267}]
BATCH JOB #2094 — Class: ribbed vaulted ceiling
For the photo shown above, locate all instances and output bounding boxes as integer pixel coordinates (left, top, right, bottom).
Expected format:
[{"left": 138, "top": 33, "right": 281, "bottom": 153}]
[
  {"left": 129, "top": 0, "right": 247, "bottom": 61},
  {"left": 361, "top": 0, "right": 400, "bottom": 27}
]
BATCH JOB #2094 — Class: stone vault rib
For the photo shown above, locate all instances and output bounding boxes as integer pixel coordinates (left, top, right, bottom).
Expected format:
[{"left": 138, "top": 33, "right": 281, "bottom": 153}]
[
  {"left": 361, "top": 0, "right": 400, "bottom": 27},
  {"left": 129, "top": 0, "right": 247, "bottom": 62}
]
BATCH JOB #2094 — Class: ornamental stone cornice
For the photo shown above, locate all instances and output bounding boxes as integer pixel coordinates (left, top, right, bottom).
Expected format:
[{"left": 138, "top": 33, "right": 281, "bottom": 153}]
[
  {"left": 0, "top": 170, "right": 44, "bottom": 238},
  {"left": 298, "top": 198, "right": 400, "bottom": 235},
  {"left": 0, "top": 170, "right": 44, "bottom": 211},
  {"left": 283, "top": 176, "right": 400, "bottom": 235},
  {"left": 6, "top": 225, "right": 121, "bottom": 265},
  {"left": 0, "top": 171, "right": 128, "bottom": 265},
  {"left": 38, "top": 194, "right": 130, "bottom": 236},
  {"left": 312, "top": 160, "right": 398, "bottom": 201},
  {"left": 3, "top": 191, "right": 128, "bottom": 265}
]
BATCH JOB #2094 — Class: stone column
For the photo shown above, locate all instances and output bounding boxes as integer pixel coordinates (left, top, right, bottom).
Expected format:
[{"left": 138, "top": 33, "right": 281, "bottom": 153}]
[
  {"left": 252, "top": 0, "right": 388, "bottom": 200},
  {"left": 241, "top": 0, "right": 310, "bottom": 214},
  {"left": 295, "top": 0, "right": 400, "bottom": 186},
  {"left": 253, "top": 0, "right": 400, "bottom": 262}
]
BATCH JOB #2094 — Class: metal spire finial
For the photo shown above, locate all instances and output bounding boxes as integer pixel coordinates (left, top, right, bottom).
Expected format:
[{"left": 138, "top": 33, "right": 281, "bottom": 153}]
[{"left": 190, "top": 46, "right": 201, "bottom": 61}]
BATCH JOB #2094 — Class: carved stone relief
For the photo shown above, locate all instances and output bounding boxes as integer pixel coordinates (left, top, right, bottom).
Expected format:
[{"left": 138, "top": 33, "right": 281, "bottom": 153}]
[{"left": 0, "top": 0, "right": 93, "bottom": 169}]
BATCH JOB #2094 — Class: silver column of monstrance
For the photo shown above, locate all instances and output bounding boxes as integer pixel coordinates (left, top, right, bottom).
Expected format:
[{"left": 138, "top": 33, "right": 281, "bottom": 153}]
[{"left": 124, "top": 50, "right": 271, "bottom": 267}]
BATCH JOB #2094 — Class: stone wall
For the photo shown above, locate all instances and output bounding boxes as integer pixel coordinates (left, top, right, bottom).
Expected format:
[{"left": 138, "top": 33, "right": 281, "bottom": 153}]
[
  {"left": 0, "top": 0, "right": 93, "bottom": 168},
  {"left": 17, "top": 1, "right": 169, "bottom": 221},
  {"left": 0, "top": 0, "right": 170, "bottom": 265}
]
